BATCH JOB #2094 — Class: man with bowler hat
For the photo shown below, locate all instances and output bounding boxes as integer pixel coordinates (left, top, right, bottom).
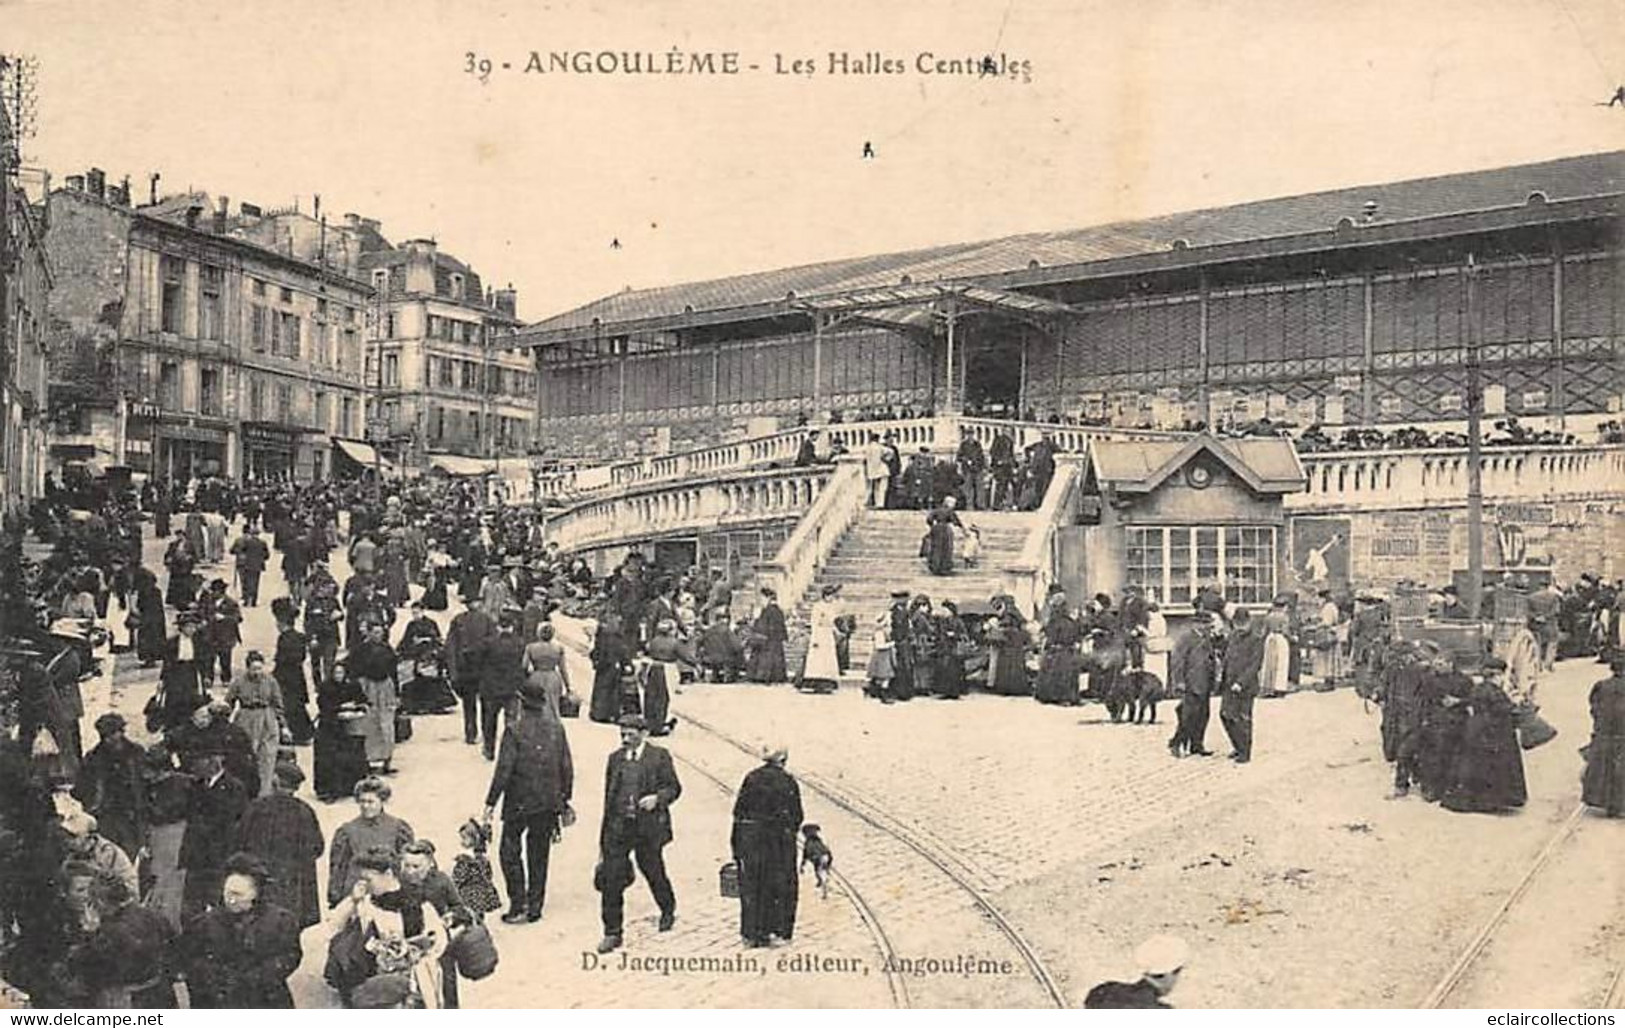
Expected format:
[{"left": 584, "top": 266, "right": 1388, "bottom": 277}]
[{"left": 595, "top": 713, "right": 681, "bottom": 954}]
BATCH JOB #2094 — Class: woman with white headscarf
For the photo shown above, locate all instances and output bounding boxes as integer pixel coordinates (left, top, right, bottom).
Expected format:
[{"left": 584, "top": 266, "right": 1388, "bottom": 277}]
[{"left": 731, "top": 745, "right": 804, "bottom": 948}]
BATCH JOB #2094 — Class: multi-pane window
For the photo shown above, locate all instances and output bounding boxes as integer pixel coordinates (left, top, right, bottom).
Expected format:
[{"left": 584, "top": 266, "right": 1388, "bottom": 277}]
[
  {"left": 160, "top": 256, "right": 185, "bottom": 334},
  {"left": 1125, "top": 526, "right": 1278, "bottom": 608},
  {"left": 341, "top": 328, "right": 358, "bottom": 371},
  {"left": 158, "top": 361, "right": 181, "bottom": 410},
  {"left": 250, "top": 306, "right": 268, "bottom": 352},
  {"left": 198, "top": 266, "right": 224, "bottom": 341},
  {"left": 276, "top": 383, "right": 293, "bottom": 421},
  {"left": 200, "top": 367, "right": 221, "bottom": 416},
  {"left": 383, "top": 354, "right": 400, "bottom": 388},
  {"left": 314, "top": 391, "right": 329, "bottom": 432},
  {"left": 341, "top": 396, "right": 356, "bottom": 437},
  {"left": 248, "top": 376, "right": 265, "bottom": 421}
]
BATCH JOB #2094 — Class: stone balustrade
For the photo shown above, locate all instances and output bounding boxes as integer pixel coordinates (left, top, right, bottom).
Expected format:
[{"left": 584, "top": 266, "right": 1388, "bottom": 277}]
[
  {"left": 1291, "top": 444, "right": 1625, "bottom": 512},
  {"left": 544, "top": 464, "right": 833, "bottom": 553},
  {"left": 754, "top": 456, "right": 869, "bottom": 608},
  {"left": 531, "top": 415, "right": 1180, "bottom": 504},
  {"left": 1000, "top": 456, "right": 1085, "bottom": 616},
  {"left": 958, "top": 416, "right": 1183, "bottom": 454}
]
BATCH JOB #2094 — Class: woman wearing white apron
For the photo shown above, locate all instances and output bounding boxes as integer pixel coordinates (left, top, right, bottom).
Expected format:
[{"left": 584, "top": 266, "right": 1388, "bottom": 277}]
[
  {"left": 798, "top": 585, "right": 842, "bottom": 694},
  {"left": 642, "top": 620, "right": 690, "bottom": 736}
]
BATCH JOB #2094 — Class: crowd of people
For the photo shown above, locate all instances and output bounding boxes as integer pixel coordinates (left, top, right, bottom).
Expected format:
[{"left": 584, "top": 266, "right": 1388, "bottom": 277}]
[{"left": 4, "top": 447, "right": 1625, "bottom": 1010}]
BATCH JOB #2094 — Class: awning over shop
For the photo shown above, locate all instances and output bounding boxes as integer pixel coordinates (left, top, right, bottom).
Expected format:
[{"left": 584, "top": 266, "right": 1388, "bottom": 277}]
[
  {"left": 428, "top": 453, "right": 497, "bottom": 476},
  {"left": 332, "top": 438, "right": 395, "bottom": 473}
]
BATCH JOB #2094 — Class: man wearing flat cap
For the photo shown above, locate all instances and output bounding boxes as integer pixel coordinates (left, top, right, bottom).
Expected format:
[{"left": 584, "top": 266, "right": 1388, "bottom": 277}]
[
  {"left": 484, "top": 679, "right": 575, "bottom": 924},
  {"left": 595, "top": 713, "right": 682, "bottom": 953},
  {"left": 232, "top": 761, "right": 325, "bottom": 928},
  {"left": 1083, "top": 934, "right": 1188, "bottom": 1008}
]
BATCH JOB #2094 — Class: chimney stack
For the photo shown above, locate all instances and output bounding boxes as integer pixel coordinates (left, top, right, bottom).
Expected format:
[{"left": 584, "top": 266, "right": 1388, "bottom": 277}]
[
  {"left": 214, "top": 195, "right": 229, "bottom": 234},
  {"left": 66, "top": 174, "right": 85, "bottom": 193},
  {"left": 149, "top": 173, "right": 161, "bottom": 206},
  {"left": 240, "top": 201, "right": 262, "bottom": 219},
  {"left": 86, "top": 168, "right": 107, "bottom": 200},
  {"left": 185, "top": 205, "right": 203, "bottom": 230},
  {"left": 494, "top": 284, "right": 518, "bottom": 319},
  {"left": 112, "top": 175, "right": 131, "bottom": 206}
]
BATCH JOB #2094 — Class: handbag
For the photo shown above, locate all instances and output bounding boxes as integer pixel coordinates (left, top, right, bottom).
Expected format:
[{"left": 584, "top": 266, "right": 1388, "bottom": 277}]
[
  {"left": 559, "top": 803, "right": 577, "bottom": 829},
  {"left": 559, "top": 691, "right": 581, "bottom": 719},
  {"left": 144, "top": 687, "right": 167, "bottom": 735},
  {"left": 394, "top": 711, "right": 413, "bottom": 743},
  {"left": 447, "top": 922, "right": 500, "bottom": 981},
  {"left": 718, "top": 860, "right": 741, "bottom": 899},
  {"left": 1515, "top": 704, "right": 1558, "bottom": 751}
]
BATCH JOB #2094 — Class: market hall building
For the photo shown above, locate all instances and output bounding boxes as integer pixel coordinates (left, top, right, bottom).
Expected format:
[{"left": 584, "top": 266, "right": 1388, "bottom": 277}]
[{"left": 517, "top": 151, "right": 1623, "bottom": 462}]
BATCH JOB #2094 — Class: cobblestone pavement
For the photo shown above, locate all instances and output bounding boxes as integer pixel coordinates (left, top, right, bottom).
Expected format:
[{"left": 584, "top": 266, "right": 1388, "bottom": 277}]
[{"left": 76, "top": 524, "right": 1625, "bottom": 1007}]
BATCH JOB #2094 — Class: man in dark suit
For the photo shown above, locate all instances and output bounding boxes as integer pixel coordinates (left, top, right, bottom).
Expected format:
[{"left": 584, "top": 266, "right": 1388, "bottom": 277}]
[
  {"left": 595, "top": 713, "right": 681, "bottom": 954},
  {"left": 445, "top": 594, "right": 497, "bottom": 746},
  {"left": 178, "top": 748, "right": 250, "bottom": 918},
  {"left": 1220, "top": 610, "right": 1266, "bottom": 763},
  {"left": 1169, "top": 614, "right": 1218, "bottom": 757},
  {"left": 229, "top": 526, "right": 270, "bottom": 607},
  {"left": 484, "top": 681, "right": 574, "bottom": 924}
]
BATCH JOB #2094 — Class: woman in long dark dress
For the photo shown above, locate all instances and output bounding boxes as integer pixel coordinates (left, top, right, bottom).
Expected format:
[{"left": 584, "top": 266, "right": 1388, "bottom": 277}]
[
  {"left": 908, "top": 598, "right": 938, "bottom": 697},
  {"left": 1034, "top": 599, "right": 1083, "bottom": 705},
  {"left": 1441, "top": 659, "right": 1528, "bottom": 814},
  {"left": 1581, "top": 657, "right": 1625, "bottom": 817},
  {"left": 134, "top": 568, "right": 168, "bottom": 668},
  {"left": 314, "top": 659, "right": 370, "bottom": 803},
  {"left": 986, "top": 601, "right": 1031, "bottom": 696},
  {"left": 923, "top": 499, "right": 962, "bottom": 576},
  {"left": 933, "top": 602, "right": 967, "bottom": 699},
  {"left": 164, "top": 538, "right": 197, "bottom": 610},
  {"left": 731, "top": 746, "right": 804, "bottom": 948},
  {"left": 589, "top": 616, "right": 633, "bottom": 723},
  {"left": 157, "top": 616, "right": 208, "bottom": 735},
  {"left": 748, "top": 588, "right": 788, "bottom": 684}
]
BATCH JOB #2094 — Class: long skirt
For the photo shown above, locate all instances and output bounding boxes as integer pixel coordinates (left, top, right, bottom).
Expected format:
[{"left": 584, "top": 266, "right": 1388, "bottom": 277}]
[
  {"left": 275, "top": 668, "right": 315, "bottom": 743},
  {"left": 589, "top": 664, "right": 622, "bottom": 723},
  {"left": 144, "top": 821, "right": 186, "bottom": 931},
  {"left": 236, "top": 708, "right": 281, "bottom": 799},
  {"left": 925, "top": 523, "right": 955, "bottom": 576},
  {"left": 935, "top": 654, "right": 965, "bottom": 698},
  {"left": 314, "top": 717, "right": 368, "bottom": 801},
  {"left": 166, "top": 572, "right": 196, "bottom": 610},
  {"left": 988, "top": 645, "right": 1029, "bottom": 696},
  {"left": 137, "top": 617, "right": 168, "bottom": 665},
  {"left": 735, "top": 825, "right": 799, "bottom": 944},
  {"left": 800, "top": 628, "right": 840, "bottom": 693},
  {"left": 359, "top": 678, "right": 398, "bottom": 765},
  {"left": 1582, "top": 731, "right": 1625, "bottom": 816},
  {"left": 643, "top": 661, "right": 675, "bottom": 734},
  {"left": 1442, "top": 709, "right": 1528, "bottom": 813},
  {"left": 1034, "top": 649, "right": 1080, "bottom": 704},
  {"left": 747, "top": 642, "right": 787, "bottom": 684},
  {"left": 1260, "top": 633, "right": 1291, "bottom": 695}
]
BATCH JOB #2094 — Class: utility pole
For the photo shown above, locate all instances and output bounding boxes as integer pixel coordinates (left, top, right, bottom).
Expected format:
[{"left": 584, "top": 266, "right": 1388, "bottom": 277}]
[{"left": 1464, "top": 252, "right": 1485, "bottom": 623}]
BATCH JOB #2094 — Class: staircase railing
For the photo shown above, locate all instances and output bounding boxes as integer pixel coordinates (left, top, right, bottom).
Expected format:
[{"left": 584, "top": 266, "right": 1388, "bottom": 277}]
[
  {"left": 1000, "top": 455, "right": 1085, "bottom": 618},
  {"left": 754, "top": 455, "right": 869, "bottom": 609}
]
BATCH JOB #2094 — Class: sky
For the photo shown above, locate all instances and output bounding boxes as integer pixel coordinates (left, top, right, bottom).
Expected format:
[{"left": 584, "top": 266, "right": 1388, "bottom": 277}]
[{"left": 6, "top": 0, "right": 1624, "bottom": 323}]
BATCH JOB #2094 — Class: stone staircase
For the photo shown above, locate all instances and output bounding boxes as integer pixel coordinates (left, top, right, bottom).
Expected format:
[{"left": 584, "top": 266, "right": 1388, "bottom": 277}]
[{"left": 783, "top": 509, "right": 1038, "bottom": 676}]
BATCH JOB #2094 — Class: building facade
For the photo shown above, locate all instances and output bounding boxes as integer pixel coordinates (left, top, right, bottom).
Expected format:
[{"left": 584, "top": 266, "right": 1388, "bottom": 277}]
[
  {"left": 360, "top": 238, "right": 530, "bottom": 465},
  {"left": 517, "top": 151, "right": 1624, "bottom": 460},
  {"left": 0, "top": 158, "right": 51, "bottom": 517},
  {"left": 46, "top": 176, "right": 369, "bottom": 483}
]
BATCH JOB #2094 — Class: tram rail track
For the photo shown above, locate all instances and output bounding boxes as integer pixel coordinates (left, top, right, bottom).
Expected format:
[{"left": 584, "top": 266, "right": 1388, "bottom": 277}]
[
  {"left": 667, "top": 748, "right": 913, "bottom": 1009},
  {"left": 1421, "top": 802, "right": 1620, "bottom": 1009},
  {"left": 677, "top": 709, "right": 1069, "bottom": 1009}
]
